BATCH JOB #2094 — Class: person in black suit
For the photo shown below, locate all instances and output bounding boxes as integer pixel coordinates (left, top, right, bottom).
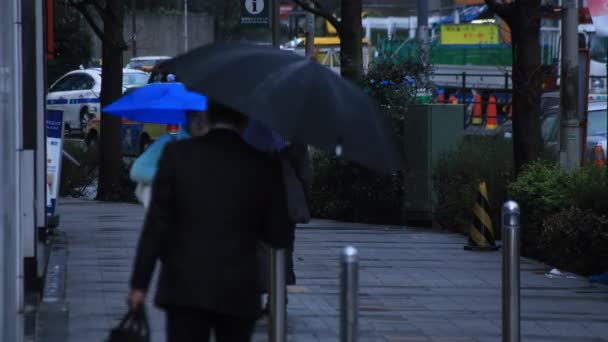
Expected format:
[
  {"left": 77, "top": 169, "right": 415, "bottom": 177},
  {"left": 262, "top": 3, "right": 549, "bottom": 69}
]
[{"left": 127, "top": 101, "right": 290, "bottom": 342}]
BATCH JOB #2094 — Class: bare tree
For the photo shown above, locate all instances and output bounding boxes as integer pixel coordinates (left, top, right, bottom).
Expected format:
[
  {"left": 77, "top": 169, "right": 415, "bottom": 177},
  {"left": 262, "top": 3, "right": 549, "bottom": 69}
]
[
  {"left": 484, "top": 0, "right": 543, "bottom": 173},
  {"left": 293, "top": 0, "right": 363, "bottom": 82},
  {"left": 70, "top": 0, "right": 127, "bottom": 200}
]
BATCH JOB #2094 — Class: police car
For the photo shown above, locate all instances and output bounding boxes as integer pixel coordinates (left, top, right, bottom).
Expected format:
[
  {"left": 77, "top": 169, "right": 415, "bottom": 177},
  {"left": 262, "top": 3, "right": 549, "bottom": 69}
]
[{"left": 46, "top": 68, "right": 149, "bottom": 134}]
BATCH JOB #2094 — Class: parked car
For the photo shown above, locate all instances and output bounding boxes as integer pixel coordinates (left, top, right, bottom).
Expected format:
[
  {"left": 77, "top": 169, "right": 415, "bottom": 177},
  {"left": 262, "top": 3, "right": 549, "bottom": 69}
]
[
  {"left": 125, "top": 56, "right": 171, "bottom": 73},
  {"left": 541, "top": 102, "right": 607, "bottom": 161},
  {"left": 46, "top": 68, "right": 149, "bottom": 133}
]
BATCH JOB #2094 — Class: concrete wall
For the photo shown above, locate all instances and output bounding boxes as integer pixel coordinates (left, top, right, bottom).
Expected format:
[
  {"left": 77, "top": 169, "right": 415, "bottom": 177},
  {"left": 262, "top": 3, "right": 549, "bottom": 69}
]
[
  {"left": 87, "top": 12, "right": 215, "bottom": 61},
  {"left": 0, "top": 0, "right": 23, "bottom": 340}
]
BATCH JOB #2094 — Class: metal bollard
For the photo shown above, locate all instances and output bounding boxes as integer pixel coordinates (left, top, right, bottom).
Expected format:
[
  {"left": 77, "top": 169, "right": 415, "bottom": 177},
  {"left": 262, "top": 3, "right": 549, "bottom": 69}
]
[
  {"left": 269, "top": 248, "right": 287, "bottom": 342},
  {"left": 340, "top": 246, "right": 359, "bottom": 342},
  {"left": 502, "top": 201, "right": 521, "bottom": 342}
]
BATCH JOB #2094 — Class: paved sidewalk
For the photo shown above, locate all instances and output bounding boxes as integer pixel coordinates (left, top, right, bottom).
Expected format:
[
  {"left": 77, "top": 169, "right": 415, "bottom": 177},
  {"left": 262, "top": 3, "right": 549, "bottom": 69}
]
[{"left": 52, "top": 198, "right": 607, "bottom": 342}]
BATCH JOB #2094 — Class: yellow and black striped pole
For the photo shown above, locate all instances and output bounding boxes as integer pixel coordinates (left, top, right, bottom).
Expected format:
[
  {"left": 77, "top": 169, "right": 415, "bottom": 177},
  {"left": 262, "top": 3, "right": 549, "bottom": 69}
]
[{"left": 464, "top": 182, "right": 499, "bottom": 251}]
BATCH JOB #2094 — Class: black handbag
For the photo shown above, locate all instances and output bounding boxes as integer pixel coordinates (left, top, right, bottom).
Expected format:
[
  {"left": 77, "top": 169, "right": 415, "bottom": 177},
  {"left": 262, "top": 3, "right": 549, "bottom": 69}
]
[{"left": 107, "top": 306, "right": 150, "bottom": 342}]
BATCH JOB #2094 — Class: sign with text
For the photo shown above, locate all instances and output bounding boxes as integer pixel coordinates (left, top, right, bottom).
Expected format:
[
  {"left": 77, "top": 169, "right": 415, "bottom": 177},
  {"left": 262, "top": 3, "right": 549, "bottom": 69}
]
[
  {"left": 588, "top": 0, "right": 608, "bottom": 37},
  {"left": 440, "top": 24, "right": 499, "bottom": 45},
  {"left": 46, "top": 110, "right": 64, "bottom": 217},
  {"left": 241, "top": 0, "right": 269, "bottom": 26}
]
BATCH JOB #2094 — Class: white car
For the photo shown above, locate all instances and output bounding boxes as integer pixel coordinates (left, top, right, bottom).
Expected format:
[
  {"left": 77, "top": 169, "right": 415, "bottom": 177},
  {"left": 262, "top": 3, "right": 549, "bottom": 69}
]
[{"left": 46, "top": 68, "right": 149, "bottom": 132}]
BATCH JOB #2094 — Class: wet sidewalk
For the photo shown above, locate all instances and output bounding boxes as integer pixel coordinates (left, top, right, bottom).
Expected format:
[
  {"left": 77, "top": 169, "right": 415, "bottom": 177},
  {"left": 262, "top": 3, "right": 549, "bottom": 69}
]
[{"left": 40, "top": 198, "right": 608, "bottom": 342}]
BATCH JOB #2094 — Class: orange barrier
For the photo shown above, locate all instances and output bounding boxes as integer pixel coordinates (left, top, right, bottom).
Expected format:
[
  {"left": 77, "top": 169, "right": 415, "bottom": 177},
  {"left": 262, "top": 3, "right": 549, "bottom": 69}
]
[
  {"left": 472, "top": 93, "right": 482, "bottom": 125},
  {"left": 592, "top": 144, "right": 606, "bottom": 166},
  {"left": 486, "top": 95, "right": 498, "bottom": 130},
  {"left": 437, "top": 93, "right": 445, "bottom": 104}
]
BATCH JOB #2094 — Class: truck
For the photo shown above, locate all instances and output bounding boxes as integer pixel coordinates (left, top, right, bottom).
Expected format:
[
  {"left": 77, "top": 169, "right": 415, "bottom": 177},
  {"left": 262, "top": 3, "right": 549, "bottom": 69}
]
[{"left": 287, "top": 4, "right": 606, "bottom": 94}]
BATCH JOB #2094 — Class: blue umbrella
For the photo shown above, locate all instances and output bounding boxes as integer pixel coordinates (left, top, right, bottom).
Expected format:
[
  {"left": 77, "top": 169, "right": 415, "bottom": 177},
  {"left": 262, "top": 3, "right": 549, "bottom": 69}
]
[{"left": 102, "top": 82, "right": 207, "bottom": 124}]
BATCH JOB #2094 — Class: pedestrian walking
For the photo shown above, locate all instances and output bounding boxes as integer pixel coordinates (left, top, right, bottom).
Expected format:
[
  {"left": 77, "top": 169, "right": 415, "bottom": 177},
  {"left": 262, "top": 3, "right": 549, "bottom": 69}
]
[
  {"left": 242, "top": 119, "right": 313, "bottom": 315},
  {"left": 258, "top": 142, "right": 313, "bottom": 315},
  {"left": 127, "top": 101, "right": 290, "bottom": 342},
  {"left": 129, "top": 110, "right": 209, "bottom": 210}
]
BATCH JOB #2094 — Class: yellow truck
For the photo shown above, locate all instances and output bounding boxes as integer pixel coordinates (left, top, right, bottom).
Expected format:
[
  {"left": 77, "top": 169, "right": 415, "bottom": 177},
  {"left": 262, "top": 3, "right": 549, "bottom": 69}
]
[{"left": 84, "top": 117, "right": 173, "bottom": 156}]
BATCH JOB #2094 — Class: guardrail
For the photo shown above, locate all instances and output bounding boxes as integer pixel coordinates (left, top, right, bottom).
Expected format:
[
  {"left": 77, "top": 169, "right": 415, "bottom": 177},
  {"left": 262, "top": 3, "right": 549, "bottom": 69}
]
[{"left": 433, "top": 71, "right": 512, "bottom": 91}]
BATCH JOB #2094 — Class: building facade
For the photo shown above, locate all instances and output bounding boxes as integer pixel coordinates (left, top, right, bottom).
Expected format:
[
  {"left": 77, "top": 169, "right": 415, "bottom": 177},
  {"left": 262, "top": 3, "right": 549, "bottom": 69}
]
[
  {"left": 0, "top": 0, "right": 24, "bottom": 340},
  {"left": 0, "top": 0, "right": 47, "bottom": 340}
]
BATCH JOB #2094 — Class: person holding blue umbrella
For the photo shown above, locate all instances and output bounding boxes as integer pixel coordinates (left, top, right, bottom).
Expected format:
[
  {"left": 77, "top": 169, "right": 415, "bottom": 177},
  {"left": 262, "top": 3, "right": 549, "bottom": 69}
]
[
  {"left": 130, "top": 110, "right": 209, "bottom": 209},
  {"left": 102, "top": 77, "right": 210, "bottom": 208}
]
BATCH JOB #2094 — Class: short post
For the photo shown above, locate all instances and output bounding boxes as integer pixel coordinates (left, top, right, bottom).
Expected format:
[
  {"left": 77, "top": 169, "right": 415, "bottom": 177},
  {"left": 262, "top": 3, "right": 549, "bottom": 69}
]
[
  {"left": 340, "top": 246, "right": 359, "bottom": 342},
  {"left": 502, "top": 201, "right": 521, "bottom": 342},
  {"left": 462, "top": 71, "right": 467, "bottom": 128},
  {"left": 269, "top": 248, "right": 287, "bottom": 342}
]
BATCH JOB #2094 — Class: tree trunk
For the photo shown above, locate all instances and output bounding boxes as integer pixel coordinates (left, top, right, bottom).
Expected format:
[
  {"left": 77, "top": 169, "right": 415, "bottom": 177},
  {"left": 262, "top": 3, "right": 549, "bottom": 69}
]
[
  {"left": 338, "top": 0, "right": 362, "bottom": 82},
  {"left": 510, "top": 1, "right": 543, "bottom": 173},
  {"left": 96, "top": 0, "right": 124, "bottom": 201}
]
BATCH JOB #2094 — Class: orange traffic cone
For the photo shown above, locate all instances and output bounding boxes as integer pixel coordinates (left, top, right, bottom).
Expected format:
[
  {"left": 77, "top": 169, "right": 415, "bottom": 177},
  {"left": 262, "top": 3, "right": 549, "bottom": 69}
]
[
  {"left": 486, "top": 95, "right": 498, "bottom": 130},
  {"left": 472, "top": 93, "right": 482, "bottom": 125},
  {"left": 449, "top": 95, "right": 458, "bottom": 105},
  {"left": 592, "top": 144, "right": 606, "bottom": 166}
]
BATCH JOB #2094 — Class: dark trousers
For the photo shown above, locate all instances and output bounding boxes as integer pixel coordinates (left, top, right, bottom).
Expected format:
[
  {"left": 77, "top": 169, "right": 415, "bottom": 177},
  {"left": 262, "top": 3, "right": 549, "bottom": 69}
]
[{"left": 166, "top": 307, "right": 256, "bottom": 342}]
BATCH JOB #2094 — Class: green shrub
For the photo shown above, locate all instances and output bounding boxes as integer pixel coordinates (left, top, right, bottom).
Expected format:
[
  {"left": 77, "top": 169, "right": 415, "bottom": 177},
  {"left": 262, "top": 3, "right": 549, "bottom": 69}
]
[
  {"left": 570, "top": 164, "right": 608, "bottom": 216},
  {"left": 509, "top": 161, "right": 572, "bottom": 254},
  {"left": 60, "top": 142, "right": 98, "bottom": 198},
  {"left": 310, "top": 151, "right": 403, "bottom": 224},
  {"left": 47, "top": 4, "right": 92, "bottom": 83},
  {"left": 433, "top": 135, "right": 514, "bottom": 234},
  {"left": 60, "top": 141, "right": 137, "bottom": 203},
  {"left": 540, "top": 207, "right": 608, "bottom": 275},
  {"left": 509, "top": 162, "right": 608, "bottom": 257},
  {"left": 309, "top": 56, "right": 432, "bottom": 224}
]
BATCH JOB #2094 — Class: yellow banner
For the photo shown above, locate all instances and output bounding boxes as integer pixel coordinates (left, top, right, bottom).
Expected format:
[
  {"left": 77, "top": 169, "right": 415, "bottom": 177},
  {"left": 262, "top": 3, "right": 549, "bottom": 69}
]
[{"left": 440, "top": 24, "right": 499, "bottom": 45}]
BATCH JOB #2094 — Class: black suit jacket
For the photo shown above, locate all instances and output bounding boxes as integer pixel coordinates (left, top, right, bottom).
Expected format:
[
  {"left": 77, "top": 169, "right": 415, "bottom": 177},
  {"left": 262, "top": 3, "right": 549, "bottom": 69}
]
[{"left": 130, "top": 129, "right": 290, "bottom": 318}]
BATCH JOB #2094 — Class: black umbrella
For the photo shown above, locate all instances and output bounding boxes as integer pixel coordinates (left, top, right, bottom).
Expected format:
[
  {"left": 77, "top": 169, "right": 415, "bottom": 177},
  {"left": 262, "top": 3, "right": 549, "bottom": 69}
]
[{"left": 162, "top": 42, "right": 405, "bottom": 173}]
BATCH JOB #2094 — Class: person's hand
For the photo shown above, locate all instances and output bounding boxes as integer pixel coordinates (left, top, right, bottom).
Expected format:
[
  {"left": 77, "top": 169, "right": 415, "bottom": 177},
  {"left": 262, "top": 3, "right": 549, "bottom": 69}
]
[{"left": 127, "top": 289, "right": 146, "bottom": 311}]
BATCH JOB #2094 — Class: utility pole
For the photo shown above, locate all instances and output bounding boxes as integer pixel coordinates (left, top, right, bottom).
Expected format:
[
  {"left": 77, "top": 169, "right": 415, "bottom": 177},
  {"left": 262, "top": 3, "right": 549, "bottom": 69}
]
[
  {"left": 305, "top": 1, "right": 315, "bottom": 57},
  {"left": 417, "top": 0, "right": 429, "bottom": 91},
  {"left": 559, "top": 0, "right": 582, "bottom": 170},
  {"left": 416, "top": 0, "right": 428, "bottom": 57},
  {"left": 184, "top": 0, "right": 189, "bottom": 52},
  {"left": 272, "top": 0, "right": 280, "bottom": 48},
  {"left": 131, "top": 0, "right": 137, "bottom": 57}
]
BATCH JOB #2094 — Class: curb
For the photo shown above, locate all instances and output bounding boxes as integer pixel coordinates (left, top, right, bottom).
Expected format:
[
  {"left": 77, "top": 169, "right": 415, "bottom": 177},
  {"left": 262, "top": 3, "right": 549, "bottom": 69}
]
[{"left": 36, "top": 231, "right": 69, "bottom": 342}]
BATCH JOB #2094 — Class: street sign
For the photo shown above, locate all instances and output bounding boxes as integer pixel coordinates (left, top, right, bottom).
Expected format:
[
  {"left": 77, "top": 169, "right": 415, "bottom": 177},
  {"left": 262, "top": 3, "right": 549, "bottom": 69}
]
[
  {"left": 46, "top": 110, "right": 64, "bottom": 219},
  {"left": 588, "top": 0, "right": 608, "bottom": 36},
  {"left": 241, "top": 0, "right": 269, "bottom": 26},
  {"left": 440, "top": 24, "right": 499, "bottom": 45}
]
